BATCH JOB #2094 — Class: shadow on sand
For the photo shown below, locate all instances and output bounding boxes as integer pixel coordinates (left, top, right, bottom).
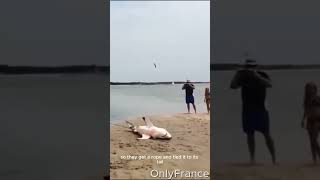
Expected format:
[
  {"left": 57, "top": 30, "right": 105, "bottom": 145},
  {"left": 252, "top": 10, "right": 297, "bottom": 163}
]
[{"left": 226, "top": 162, "right": 265, "bottom": 167}]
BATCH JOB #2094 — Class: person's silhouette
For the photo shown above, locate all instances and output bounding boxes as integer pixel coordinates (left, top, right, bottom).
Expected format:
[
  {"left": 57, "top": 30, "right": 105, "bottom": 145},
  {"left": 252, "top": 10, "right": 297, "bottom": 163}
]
[
  {"left": 230, "top": 59, "right": 276, "bottom": 165},
  {"left": 204, "top": 87, "right": 210, "bottom": 113},
  {"left": 302, "top": 82, "right": 320, "bottom": 164},
  {"left": 182, "top": 80, "right": 197, "bottom": 114}
]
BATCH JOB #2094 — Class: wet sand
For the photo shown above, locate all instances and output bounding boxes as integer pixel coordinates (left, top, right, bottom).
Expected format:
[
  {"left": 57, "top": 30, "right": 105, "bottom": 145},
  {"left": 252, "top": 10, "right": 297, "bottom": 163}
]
[
  {"left": 110, "top": 113, "right": 210, "bottom": 179},
  {"left": 214, "top": 163, "right": 320, "bottom": 180}
]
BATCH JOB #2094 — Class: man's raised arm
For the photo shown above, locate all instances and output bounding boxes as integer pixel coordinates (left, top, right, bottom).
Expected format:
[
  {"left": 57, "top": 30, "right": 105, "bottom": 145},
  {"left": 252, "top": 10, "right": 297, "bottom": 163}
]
[
  {"left": 190, "top": 84, "right": 195, "bottom": 89},
  {"left": 254, "top": 71, "right": 272, "bottom": 88}
]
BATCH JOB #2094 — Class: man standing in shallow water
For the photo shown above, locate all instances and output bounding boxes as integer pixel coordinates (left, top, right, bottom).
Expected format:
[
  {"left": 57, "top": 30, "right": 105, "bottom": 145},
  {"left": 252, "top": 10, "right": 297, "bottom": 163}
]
[
  {"left": 182, "top": 80, "right": 197, "bottom": 114},
  {"left": 230, "top": 59, "right": 277, "bottom": 165}
]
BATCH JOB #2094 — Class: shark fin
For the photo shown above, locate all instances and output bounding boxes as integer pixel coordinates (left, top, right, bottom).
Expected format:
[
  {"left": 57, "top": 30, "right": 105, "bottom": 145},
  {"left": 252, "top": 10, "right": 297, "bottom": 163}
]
[
  {"left": 142, "top": 117, "right": 154, "bottom": 128},
  {"left": 137, "top": 134, "right": 151, "bottom": 140}
]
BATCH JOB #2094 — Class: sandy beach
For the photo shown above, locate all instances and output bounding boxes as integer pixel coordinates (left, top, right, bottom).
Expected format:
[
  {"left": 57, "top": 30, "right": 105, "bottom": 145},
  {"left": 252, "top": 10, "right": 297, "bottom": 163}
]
[
  {"left": 213, "top": 163, "right": 320, "bottom": 180},
  {"left": 110, "top": 113, "right": 210, "bottom": 179}
]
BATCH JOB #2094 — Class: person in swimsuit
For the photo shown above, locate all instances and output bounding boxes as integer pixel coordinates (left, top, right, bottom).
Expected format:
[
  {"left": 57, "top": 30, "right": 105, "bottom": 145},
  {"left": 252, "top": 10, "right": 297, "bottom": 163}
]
[
  {"left": 204, "top": 87, "right": 210, "bottom": 113},
  {"left": 182, "top": 80, "right": 197, "bottom": 114},
  {"left": 302, "top": 82, "right": 320, "bottom": 164},
  {"left": 230, "top": 59, "right": 276, "bottom": 165}
]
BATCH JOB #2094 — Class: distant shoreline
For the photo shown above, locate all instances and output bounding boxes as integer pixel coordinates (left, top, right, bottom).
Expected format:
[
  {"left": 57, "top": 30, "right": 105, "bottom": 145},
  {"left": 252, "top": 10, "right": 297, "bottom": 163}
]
[
  {"left": 1, "top": 64, "right": 320, "bottom": 75},
  {"left": 110, "top": 81, "right": 209, "bottom": 85},
  {"left": 211, "top": 64, "right": 320, "bottom": 71},
  {"left": 0, "top": 65, "right": 109, "bottom": 74}
]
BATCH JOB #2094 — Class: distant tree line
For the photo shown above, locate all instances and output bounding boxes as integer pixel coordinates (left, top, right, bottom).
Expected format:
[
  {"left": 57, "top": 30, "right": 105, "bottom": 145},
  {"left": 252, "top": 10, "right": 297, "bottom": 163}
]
[
  {"left": 0, "top": 65, "right": 109, "bottom": 74},
  {"left": 211, "top": 64, "right": 320, "bottom": 71},
  {"left": 2, "top": 64, "right": 319, "bottom": 74},
  {"left": 110, "top": 81, "right": 209, "bottom": 85}
]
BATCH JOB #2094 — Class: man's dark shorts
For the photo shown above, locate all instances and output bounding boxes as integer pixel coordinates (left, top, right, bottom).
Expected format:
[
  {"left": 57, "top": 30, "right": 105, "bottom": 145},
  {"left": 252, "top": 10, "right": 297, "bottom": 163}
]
[
  {"left": 185, "top": 95, "right": 194, "bottom": 104},
  {"left": 242, "top": 109, "right": 270, "bottom": 134}
]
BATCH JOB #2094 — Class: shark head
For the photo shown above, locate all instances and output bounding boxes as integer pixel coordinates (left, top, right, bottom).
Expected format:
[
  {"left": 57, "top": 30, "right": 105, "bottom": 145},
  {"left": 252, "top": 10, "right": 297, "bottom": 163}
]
[{"left": 157, "top": 128, "right": 172, "bottom": 140}]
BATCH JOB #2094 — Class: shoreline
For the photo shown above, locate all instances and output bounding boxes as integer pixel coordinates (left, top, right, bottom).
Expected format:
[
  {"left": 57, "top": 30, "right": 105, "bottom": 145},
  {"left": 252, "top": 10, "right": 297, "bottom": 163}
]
[
  {"left": 110, "top": 112, "right": 198, "bottom": 124},
  {"left": 110, "top": 113, "right": 210, "bottom": 179},
  {"left": 110, "top": 82, "right": 210, "bottom": 85}
]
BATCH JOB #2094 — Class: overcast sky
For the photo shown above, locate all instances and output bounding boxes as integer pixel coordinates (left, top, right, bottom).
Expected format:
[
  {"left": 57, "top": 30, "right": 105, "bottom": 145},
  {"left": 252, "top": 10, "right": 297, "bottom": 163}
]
[
  {"left": 213, "top": 0, "right": 320, "bottom": 64},
  {"left": 110, "top": 1, "right": 210, "bottom": 82},
  {"left": 3, "top": 0, "right": 320, "bottom": 66},
  {"left": 0, "top": 0, "right": 107, "bottom": 66}
]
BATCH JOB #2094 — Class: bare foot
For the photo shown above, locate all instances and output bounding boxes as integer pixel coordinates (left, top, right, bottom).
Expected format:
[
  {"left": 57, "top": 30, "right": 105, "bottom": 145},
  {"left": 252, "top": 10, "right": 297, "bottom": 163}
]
[
  {"left": 313, "top": 160, "right": 317, "bottom": 166},
  {"left": 272, "top": 159, "right": 277, "bottom": 165}
]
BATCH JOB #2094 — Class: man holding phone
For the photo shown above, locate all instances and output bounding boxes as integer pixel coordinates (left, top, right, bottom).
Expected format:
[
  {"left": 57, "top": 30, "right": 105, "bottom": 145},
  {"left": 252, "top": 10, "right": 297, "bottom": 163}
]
[
  {"left": 230, "top": 59, "right": 277, "bottom": 165},
  {"left": 182, "top": 80, "right": 197, "bottom": 114}
]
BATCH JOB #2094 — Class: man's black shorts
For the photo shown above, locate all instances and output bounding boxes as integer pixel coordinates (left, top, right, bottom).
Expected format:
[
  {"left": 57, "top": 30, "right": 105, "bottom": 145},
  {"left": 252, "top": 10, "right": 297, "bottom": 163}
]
[
  {"left": 242, "top": 109, "right": 270, "bottom": 134},
  {"left": 185, "top": 95, "right": 194, "bottom": 104}
]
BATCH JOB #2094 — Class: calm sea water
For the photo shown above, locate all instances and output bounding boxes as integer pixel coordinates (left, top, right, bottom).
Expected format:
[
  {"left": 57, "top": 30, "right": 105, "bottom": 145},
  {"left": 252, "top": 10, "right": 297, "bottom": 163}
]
[
  {"left": 110, "top": 83, "right": 210, "bottom": 122},
  {"left": 212, "top": 69, "right": 320, "bottom": 164},
  {"left": 0, "top": 74, "right": 107, "bottom": 180}
]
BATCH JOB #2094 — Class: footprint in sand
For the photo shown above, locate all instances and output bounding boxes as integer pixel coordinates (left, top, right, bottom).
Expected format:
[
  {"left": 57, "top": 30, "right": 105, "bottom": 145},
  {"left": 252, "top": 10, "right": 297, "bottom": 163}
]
[
  {"left": 110, "top": 161, "right": 126, "bottom": 169},
  {"left": 177, "top": 144, "right": 195, "bottom": 151},
  {"left": 151, "top": 144, "right": 176, "bottom": 152}
]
